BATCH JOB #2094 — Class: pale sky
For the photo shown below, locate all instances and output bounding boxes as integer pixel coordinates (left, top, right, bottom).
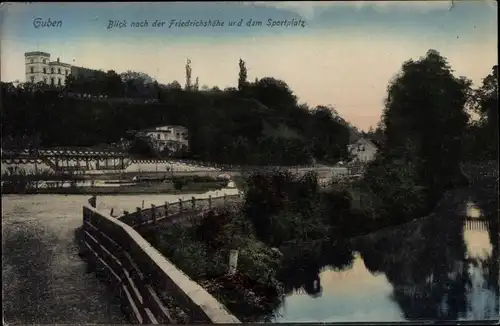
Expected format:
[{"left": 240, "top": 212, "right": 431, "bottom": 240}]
[{"left": 1, "top": 1, "right": 497, "bottom": 130}]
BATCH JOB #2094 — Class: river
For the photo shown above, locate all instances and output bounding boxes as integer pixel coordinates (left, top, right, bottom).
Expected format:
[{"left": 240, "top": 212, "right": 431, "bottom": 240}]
[
  {"left": 267, "top": 186, "right": 499, "bottom": 322},
  {"left": 2, "top": 182, "right": 498, "bottom": 323},
  {"left": 1, "top": 188, "right": 239, "bottom": 324}
]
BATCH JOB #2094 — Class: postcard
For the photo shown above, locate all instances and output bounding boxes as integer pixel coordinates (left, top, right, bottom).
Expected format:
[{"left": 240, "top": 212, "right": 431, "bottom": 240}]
[{"left": 1, "top": 1, "right": 498, "bottom": 324}]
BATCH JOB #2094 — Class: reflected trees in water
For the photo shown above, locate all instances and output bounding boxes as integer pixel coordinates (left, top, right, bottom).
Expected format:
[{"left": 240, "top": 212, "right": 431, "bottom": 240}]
[
  {"left": 356, "top": 198, "right": 498, "bottom": 321},
  {"left": 277, "top": 241, "right": 356, "bottom": 299}
]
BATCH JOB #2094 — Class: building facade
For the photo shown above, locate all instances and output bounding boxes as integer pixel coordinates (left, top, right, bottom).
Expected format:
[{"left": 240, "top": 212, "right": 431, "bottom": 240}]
[
  {"left": 348, "top": 137, "right": 379, "bottom": 163},
  {"left": 71, "top": 66, "right": 101, "bottom": 79},
  {"left": 136, "top": 125, "right": 189, "bottom": 153},
  {"left": 25, "top": 51, "right": 97, "bottom": 86}
]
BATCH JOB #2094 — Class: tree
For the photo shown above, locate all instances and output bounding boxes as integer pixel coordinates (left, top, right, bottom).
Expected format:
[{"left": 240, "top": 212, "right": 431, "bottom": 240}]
[
  {"left": 306, "top": 106, "right": 350, "bottom": 162},
  {"left": 120, "top": 71, "right": 154, "bottom": 84},
  {"left": 194, "top": 77, "right": 199, "bottom": 91},
  {"left": 474, "top": 65, "right": 498, "bottom": 123},
  {"left": 165, "top": 80, "right": 182, "bottom": 90},
  {"left": 381, "top": 49, "right": 470, "bottom": 194},
  {"left": 185, "top": 59, "right": 192, "bottom": 90},
  {"left": 104, "top": 70, "right": 124, "bottom": 96},
  {"left": 238, "top": 58, "right": 248, "bottom": 91},
  {"left": 247, "top": 77, "right": 297, "bottom": 111},
  {"left": 466, "top": 65, "right": 498, "bottom": 159}
]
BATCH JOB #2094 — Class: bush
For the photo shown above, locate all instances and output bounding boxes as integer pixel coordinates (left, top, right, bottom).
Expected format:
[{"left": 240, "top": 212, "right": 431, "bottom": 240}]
[
  {"left": 144, "top": 206, "right": 284, "bottom": 321},
  {"left": 172, "top": 178, "right": 185, "bottom": 190},
  {"left": 1, "top": 166, "right": 72, "bottom": 194},
  {"left": 243, "top": 169, "right": 333, "bottom": 248},
  {"left": 363, "top": 154, "right": 428, "bottom": 223}
]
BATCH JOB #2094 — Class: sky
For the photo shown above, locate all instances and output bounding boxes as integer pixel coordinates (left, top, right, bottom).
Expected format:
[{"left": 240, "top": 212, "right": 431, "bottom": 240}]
[{"left": 0, "top": 1, "right": 497, "bottom": 130}]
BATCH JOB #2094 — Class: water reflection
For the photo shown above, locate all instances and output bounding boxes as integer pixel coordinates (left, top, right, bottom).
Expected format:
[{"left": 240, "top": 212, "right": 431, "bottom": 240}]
[
  {"left": 272, "top": 251, "right": 404, "bottom": 322},
  {"left": 461, "top": 212, "right": 497, "bottom": 321},
  {"left": 269, "top": 199, "right": 499, "bottom": 322}
]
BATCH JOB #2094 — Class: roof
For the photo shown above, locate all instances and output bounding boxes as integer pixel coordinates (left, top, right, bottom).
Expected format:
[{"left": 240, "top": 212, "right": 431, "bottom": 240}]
[
  {"left": 370, "top": 138, "right": 384, "bottom": 149},
  {"left": 349, "top": 136, "right": 382, "bottom": 149},
  {"left": 25, "top": 51, "right": 50, "bottom": 57},
  {"left": 142, "top": 127, "right": 187, "bottom": 133},
  {"left": 131, "top": 125, "right": 188, "bottom": 133},
  {"left": 71, "top": 66, "right": 103, "bottom": 75},
  {"left": 49, "top": 61, "right": 72, "bottom": 67}
]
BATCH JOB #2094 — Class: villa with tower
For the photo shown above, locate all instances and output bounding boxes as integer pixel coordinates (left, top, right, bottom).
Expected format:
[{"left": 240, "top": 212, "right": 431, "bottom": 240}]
[{"left": 24, "top": 51, "right": 99, "bottom": 86}]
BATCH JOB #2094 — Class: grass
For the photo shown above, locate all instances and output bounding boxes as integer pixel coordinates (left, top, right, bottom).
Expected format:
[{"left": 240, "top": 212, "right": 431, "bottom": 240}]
[{"left": 138, "top": 203, "right": 285, "bottom": 322}]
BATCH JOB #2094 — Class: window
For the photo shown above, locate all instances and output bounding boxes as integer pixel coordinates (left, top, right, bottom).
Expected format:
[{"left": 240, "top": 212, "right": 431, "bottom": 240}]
[
  {"left": 43, "top": 68, "right": 46, "bottom": 74},
  {"left": 66, "top": 70, "right": 69, "bottom": 75},
  {"left": 157, "top": 134, "right": 161, "bottom": 140},
  {"left": 58, "top": 78, "right": 61, "bottom": 86},
  {"left": 30, "top": 59, "right": 34, "bottom": 63},
  {"left": 43, "top": 59, "right": 47, "bottom": 64},
  {"left": 176, "top": 133, "right": 180, "bottom": 138},
  {"left": 58, "top": 68, "right": 61, "bottom": 74},
  {"left": 30, "top": 67, "right": 34, "bottom": 73},
  {"left": 30, "top": 76, "right": 35, "bottom": 83},
  {"left": 51, "top": 68, "right": 54, "bottom": 73},
  {"left": 51, "top": 77, "right": 55, "bottom": 85},
  {"left": 44, "top": 77, "right": 47, "bottom": 84}
]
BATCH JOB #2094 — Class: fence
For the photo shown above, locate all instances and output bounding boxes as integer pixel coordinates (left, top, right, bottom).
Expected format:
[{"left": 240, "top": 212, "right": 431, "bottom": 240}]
[
  {"left": 81, "top": 202, "right": 241, "bottom": 324},
  {"left": 118, "top": 193, "right": 242, "bottom": 228}
]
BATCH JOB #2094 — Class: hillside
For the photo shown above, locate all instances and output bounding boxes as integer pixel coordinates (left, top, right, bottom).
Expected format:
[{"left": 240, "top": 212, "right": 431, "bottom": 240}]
[{"left": 1, "top": 77, "right": 352, "bottom": 165}]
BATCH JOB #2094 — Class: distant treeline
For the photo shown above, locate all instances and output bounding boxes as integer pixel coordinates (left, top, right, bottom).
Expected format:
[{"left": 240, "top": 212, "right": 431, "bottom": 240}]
[{"left": 1, "top": 61, "right": 358, "bottom": 165}]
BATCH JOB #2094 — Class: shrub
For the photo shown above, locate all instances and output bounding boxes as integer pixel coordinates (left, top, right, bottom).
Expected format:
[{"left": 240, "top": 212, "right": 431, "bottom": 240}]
[
  {"left": 1, "top": 166, "right": 62, "bottom": 194},
  {"left": 363, "top": 154, "right": 427, "bottom": 223},
  {"left": 172, "top": 178, "right": 185, "bottom": 190}
]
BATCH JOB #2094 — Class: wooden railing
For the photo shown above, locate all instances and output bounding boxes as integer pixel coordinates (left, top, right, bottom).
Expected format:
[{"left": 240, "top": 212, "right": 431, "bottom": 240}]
[
  {"left": 81, "top": 201, "right": 241, "bottom": 324},
  {"left": 118, "top": 194, "right": 242, "bottom": 228}
]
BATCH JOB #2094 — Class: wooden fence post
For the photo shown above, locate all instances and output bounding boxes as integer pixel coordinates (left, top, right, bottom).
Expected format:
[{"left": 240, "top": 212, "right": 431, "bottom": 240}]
[
  {"left": 191, "top": 196, "right": 196, "bottom": 210},
  {"left": 151, "top": 204, "right": 157, "bottom": 225},
  {"left": 208, "top": 195, "right": 212, "bottom": 209},
  {"left": 164, "top": 201, "right": 169, "bottom": 216},
  {"left": 228, "top": 249, "right": 239, "bottom": 275},
  {"left": 142, "top": 200, "right": 145, "bottom": 209},
  {"left": 179, "top": 198, "right": 183, "bottom": 212},
  {"left": 136, "top": 207, "right": 142, "bottom": 226},
  {"left": 88, "top": 195, "right": 97, "bottom": 208}
]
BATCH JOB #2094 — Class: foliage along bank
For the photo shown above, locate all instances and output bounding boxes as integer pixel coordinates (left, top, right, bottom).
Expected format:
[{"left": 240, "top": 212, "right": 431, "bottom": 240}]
[{"left": 139, "top": 168, "right": 378, "bottom": 321}]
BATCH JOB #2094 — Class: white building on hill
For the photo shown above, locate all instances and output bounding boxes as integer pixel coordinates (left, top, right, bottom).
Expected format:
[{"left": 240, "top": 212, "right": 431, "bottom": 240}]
[
  {"left": 348, "top": 137, "right": 380, "bottom": 163},
  {"left": 135, "top": 125, "right": 189, "bottom": 153},
  {"left": 25, "top": 51, "right": 73, "bottom": 86},
  {"left": 24, "top": 51, "right": 100, "bottom": 87}
]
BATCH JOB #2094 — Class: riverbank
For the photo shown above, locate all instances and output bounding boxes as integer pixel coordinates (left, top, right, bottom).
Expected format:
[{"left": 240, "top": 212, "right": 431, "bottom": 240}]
[
  {"left": 1, "top": 175, "right": 230, "bottom": 195},
  {"left": 133, "top": 161, "right": 498, "bottom": 321},
  {"left": 137, "top": 202, "right": 285, "bottom": 322},
  {"left": 349, "top": 160, "right": 498, "bottom": 249}
]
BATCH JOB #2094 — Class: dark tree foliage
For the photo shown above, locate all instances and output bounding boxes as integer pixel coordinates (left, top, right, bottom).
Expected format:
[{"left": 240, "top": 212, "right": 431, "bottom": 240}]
[
  {"left": 383, "top": 50, "right": 470, "bottom": 189},
  {"left": 463, "top": 65, "right": 499, "bottom": 160},
  {"left": 1, "top": 61, "right": 352, "bottom": 166},
  {"left": 238, "top": 59, "right": 248, "bottom": 91},
  {"left": 363, "top": 50, "right": 472, "bottom": 223}
]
